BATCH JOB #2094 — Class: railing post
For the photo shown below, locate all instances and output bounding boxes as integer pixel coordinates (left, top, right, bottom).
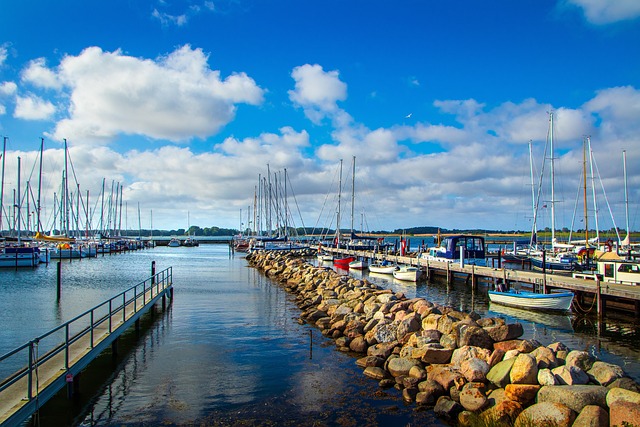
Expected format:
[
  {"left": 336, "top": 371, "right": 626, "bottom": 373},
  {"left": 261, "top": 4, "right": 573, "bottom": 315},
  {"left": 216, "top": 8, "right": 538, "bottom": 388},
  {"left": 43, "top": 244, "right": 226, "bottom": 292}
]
[
  {"left": 28, "top": 341, "right": 34, "bottom": 400},
  {"left": 109, "top": 299, "right": 113, "bottom": 332},
  {"left": 90, "top": 311, "right": 94, "bottom": 348},
  {"left": 65, "top": 324, "right": 70, "bottom": 370},
  {"left": 151, "top": 261, "right": 156, "bottom": 286},
  {"left": 123, "top": 293, "right": 126, "bottom": 323}
]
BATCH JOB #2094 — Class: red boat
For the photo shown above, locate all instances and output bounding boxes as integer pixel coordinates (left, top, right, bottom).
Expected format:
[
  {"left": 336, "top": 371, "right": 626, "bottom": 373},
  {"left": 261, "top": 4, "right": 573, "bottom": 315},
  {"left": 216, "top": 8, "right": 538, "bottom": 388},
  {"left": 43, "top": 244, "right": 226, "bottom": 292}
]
[{"left": 333, "top": 256, "right": 355, "bottom": 268}]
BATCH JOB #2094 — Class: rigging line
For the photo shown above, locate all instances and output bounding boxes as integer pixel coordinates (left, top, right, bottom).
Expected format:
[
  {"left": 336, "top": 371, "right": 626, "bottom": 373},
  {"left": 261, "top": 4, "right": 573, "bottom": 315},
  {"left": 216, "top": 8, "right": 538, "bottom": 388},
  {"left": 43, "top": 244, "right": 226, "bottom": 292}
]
[
  {"left": 592, "top": 154, "right": 621, "bottom": 242},
  {"left": 285, "top": 171, "right": 307, "bottom": 234}
]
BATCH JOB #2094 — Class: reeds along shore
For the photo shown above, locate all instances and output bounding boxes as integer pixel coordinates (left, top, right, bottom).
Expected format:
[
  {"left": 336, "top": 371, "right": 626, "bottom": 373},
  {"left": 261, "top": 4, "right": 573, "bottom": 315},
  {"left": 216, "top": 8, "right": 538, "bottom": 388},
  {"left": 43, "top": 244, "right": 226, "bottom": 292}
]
[{"left": 246, "top": 251, "right": 640, "bottom": 427}]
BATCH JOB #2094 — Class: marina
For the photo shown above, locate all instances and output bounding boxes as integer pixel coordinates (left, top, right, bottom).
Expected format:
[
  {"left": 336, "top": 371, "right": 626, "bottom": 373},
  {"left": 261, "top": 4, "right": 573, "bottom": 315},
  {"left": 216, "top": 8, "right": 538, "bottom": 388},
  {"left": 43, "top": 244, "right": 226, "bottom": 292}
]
[{"left": 0, "top": 245, "right": 638, "bottom": 425}]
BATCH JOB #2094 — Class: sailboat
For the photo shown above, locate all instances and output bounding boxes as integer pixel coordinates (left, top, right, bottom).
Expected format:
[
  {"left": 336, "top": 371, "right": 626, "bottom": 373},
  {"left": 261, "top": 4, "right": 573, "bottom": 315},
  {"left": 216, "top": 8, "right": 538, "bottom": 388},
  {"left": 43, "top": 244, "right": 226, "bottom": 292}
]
[
  {"left": 528, "top": 112, "right": 579, "bottom": 273},
  {"left": 1, "top": 155, "right": 40, "bottom": 268},
  {"left": 333, "top": 158, "right": 355, "bottom": 268},
  {"left": 183, "top": 212, "right": 199, "bottom": 247}
]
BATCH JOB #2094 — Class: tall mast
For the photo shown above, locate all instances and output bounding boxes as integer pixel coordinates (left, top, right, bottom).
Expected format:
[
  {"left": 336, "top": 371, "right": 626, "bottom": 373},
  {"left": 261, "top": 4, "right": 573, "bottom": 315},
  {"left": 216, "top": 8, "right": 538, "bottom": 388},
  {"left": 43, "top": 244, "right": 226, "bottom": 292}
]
[
  {"left": 100, "top": 178, "right": 105, "bottom": 237},
  {"left": 16, "top": 157, "right": 21, "bottom": 243},
  {"left": 337, "top": 159, "right": 343, "bottom": 244},
  {"left": 623, "top": 150, "right": 630, "bottom": 244},
  {"left": 588, "top": 137, "right": 600, "bottom": 243},
  {"left": 64, "top": 139, "right": 70, "bottom": 236},
  {"left": 0, "top": 137, "right": 6, "bottom": 233},
  {"left": 350, "top": 156, "right": 355, "bottom": 235},
  {"left": 582, "top": 138, "right": 589, "bottom": 248},
  {"left": 549, "top": 111, "right": 556, "bottom": 247},
  {"left": 37, "top": 137, "right": 44, "bottom": 233},
  {"left": 284, "top": 168, "right": 288, "bottom": 238},
  {"left": 528, "top": 140, "right": 538, "bottom": 247}
]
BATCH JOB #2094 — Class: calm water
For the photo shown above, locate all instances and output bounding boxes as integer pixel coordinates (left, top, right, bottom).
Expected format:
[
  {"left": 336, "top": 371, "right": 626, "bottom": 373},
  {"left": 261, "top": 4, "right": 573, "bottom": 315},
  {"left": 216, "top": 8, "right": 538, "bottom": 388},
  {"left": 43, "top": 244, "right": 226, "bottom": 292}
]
[{"left": 0, "top": 245, "right": 638, "bottom": 426}]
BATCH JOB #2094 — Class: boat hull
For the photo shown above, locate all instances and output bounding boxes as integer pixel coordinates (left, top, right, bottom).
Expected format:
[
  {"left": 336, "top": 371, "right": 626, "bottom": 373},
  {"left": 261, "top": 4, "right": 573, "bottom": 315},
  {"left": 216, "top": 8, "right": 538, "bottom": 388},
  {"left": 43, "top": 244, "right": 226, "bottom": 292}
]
[
  {"left": 333, "top": 256, "right": 355, "bottom": 268},
  {"left": 368, "top": 264, "right": 397, "bottom": 274},
  {"left": 392, "top": 267, "right": 421, "bottom": 282},
  {"left": 488, "top": 290, "right": 573, "bottom": 312}
]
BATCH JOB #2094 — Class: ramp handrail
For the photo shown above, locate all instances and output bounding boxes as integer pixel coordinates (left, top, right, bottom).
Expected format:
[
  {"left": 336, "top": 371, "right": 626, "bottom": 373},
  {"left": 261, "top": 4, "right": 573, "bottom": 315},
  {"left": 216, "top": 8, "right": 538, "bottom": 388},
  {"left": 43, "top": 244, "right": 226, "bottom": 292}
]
[{"left": 0, "top": 266, "right": 172, "bottom": 400}]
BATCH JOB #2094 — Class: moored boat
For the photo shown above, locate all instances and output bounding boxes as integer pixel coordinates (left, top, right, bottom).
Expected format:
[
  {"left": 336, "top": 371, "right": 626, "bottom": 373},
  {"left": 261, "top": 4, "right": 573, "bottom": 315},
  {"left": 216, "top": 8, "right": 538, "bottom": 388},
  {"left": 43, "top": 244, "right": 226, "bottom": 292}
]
[
  {"left": 392, "top": 265, "right": 421, "bottom": 282},
  {"left": 333, "top": 256, "right": 355, "bottom": 268},
  {"left": 368, "top": 262, "right": 397, "bottom": 274},
  {"left": 168, "top": 238, "right": 181, "bottom": 247},
  {"left": 348, "top": 257, "right": 368, "bottom": 269},
  {"left": 488, "top": 289, "right": 574, "bottom": 312}
]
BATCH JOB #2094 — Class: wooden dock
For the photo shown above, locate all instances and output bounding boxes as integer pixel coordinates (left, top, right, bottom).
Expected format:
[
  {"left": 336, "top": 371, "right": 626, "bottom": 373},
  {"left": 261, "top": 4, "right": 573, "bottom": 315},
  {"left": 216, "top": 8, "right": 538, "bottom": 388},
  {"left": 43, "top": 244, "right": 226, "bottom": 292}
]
[
  {"left": 0, "top": 266, "right": 173, "bottom": 427},
  {"left": 325, "top": 247, "right": 640, "bottom": 317}
]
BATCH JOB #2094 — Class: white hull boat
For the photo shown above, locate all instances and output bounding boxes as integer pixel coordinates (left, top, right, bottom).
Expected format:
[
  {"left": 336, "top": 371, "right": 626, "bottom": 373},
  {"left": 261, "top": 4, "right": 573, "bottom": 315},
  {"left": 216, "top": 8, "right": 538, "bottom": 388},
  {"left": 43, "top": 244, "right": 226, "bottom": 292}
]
[
  {"left": 349, "top": 259, "right": 368, "bottom": 269},
  {"left": 488, "top": 290, "right": 573, "bottom": 312},
  {"left": 368, "top": 263, "right": 397, "bottom": 274},
  {"left": 392, "top": 265, "right": 421, "bottom": 282}
]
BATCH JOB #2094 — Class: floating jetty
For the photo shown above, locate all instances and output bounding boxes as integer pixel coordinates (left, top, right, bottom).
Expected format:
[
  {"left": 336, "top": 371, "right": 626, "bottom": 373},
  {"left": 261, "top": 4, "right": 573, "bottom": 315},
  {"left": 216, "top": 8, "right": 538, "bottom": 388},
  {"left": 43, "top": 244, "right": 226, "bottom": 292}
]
[
  {"left": 0, "top": 266, "right": 173, "bottom": 427},
  {"left": 247, "top": 251, "right": 640, "bottom": 426},
  {"left": 320, "top": 247, "right": 640, "bottom": 318}
]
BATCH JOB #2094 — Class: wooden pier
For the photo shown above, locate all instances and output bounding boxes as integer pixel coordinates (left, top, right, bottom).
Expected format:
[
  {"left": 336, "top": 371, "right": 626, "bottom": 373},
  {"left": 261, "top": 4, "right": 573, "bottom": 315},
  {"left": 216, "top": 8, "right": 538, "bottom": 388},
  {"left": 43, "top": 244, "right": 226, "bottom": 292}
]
[
  {"left": 325, "top": 247, "right": 640, "bottom": 317},
  {"left": 0, "top": 265, "right": 173, "bottom": 427}
]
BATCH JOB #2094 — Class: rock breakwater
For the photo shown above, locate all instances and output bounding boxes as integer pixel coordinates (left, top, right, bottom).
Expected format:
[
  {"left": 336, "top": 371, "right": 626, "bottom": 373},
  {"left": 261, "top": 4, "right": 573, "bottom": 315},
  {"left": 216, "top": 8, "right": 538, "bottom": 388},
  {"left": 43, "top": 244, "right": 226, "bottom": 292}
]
[{"left": 246, "top": 251, "right": 640, "bottom": 426}]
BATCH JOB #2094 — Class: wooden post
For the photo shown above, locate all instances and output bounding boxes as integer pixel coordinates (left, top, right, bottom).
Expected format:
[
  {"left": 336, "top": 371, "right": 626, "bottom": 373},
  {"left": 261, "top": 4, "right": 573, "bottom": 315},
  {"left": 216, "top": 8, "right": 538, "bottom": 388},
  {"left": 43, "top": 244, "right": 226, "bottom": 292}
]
[
  {"left": 151, "top": 261, "right": 156, "bottom": 286},
  {"left": 596, "top": 278, "right": 602, "bottom": 318},
  {"left": 57, "top": 261, "right": 62, "bottom": 300}
]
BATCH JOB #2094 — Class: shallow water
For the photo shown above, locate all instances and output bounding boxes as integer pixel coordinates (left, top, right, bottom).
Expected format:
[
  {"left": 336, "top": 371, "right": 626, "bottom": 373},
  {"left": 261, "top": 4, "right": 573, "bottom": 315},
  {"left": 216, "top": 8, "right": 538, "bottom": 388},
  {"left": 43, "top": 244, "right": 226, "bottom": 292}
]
[{"left": 1, "top": 245, "right": 638, "bottom": 426}]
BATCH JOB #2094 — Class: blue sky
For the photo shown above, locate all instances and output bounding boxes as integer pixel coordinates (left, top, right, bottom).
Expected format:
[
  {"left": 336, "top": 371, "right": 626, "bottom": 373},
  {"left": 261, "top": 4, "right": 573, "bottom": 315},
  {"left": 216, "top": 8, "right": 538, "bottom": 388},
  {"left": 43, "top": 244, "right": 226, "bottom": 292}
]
[{"left": 1, "top": 0, "right": 639, "bottom": 234}]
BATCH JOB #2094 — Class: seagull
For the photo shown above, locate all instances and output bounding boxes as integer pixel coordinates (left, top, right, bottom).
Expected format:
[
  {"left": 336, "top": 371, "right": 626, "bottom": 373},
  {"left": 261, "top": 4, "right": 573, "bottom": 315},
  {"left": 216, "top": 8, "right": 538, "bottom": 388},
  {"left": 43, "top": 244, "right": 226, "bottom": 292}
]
[{"left": 405, "top": 113, "right": 412, "bottom": 119}]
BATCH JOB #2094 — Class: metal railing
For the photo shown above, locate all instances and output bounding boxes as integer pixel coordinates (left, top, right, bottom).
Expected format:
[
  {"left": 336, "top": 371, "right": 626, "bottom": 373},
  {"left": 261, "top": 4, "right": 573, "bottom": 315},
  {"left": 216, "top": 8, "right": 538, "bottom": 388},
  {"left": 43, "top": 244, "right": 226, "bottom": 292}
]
[{"left": 0, "top": 266, "right": 172, "bottom": 410}]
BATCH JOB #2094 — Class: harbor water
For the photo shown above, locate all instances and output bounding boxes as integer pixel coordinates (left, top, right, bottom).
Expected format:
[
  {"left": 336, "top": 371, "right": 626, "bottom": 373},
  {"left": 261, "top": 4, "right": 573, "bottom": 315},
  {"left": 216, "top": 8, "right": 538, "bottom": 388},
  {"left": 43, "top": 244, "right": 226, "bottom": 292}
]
[{"left": 1, "top": 244, "right": 639, "bottom": 426}]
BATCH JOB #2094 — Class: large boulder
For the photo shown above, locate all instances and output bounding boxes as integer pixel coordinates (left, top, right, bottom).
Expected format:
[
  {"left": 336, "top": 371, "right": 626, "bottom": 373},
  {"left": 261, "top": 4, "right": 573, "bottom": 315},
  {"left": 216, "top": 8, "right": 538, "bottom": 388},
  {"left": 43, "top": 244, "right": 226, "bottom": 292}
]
[
  {"left": 434, "top": 396, "right": 463, "bottom": 421},
  {"left": 536, "top": 385, "right": 608, "bottom": 413},
  {"left": 606, "top": 387, "right": 640, "bottom": 406},
  {"left": 459, "top": 385, "right": 487, "bottom": 412},
  {"left": 504, "top": 384, "right": 540, "bottom": 406},
  {"left": 487, "top": 358, "right": 515, "bottom": 388},
  {"left": 587, "top": 361, "right": 625, "bottom": 386},
  {"left": 609, "top": 400, "right": 640, "bottom": 427},
  {"left": 428, "top": 365, "right": 465, "bottom": 390},
  {"left": 552, "top": 365, "right": 589, "bottom": 385},
  {"left": 460, "top": 358, "right": 490, "bottom": 383},
  {"left": 457, "top": 325, "right": 494, "bottom": 349},
  {"left": 416, "top": 379, "right": 446, "bottom": 405},
  {"left": 387, "top": 357, "right": 421, "bottom": 378},
  {"left": 510, "top": 353, "right": 538, "bottom": 385},
  {"left": 565, "top": 350, "right": 594, "bottom": 372},
  {"left": 485, "top": 322, "right": 524, "bottom": 342},
  {"left": 514, "top": 402, "right": 575, "bottom": 427},
  {"left": 571, "top": 405, "right": 608, "bottom": 427}
]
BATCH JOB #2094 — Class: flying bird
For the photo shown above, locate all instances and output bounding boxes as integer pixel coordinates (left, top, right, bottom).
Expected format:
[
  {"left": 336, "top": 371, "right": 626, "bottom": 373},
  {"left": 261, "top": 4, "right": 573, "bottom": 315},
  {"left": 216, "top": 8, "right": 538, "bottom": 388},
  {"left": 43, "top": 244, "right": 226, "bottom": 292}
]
[{"left": 405, "top": 113, "right": 412, "bottom": 119}]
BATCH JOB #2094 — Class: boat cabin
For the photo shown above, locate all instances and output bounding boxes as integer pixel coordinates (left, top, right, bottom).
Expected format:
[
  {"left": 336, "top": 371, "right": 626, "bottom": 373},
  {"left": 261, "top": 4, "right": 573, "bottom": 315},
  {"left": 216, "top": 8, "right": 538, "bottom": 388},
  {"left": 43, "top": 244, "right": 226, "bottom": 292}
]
[
  {"left": 424, "top": 235, "right": 486, "bottom": 265},
  {"left": 597, "top": 260, "right": 640, "bottom": 286}
]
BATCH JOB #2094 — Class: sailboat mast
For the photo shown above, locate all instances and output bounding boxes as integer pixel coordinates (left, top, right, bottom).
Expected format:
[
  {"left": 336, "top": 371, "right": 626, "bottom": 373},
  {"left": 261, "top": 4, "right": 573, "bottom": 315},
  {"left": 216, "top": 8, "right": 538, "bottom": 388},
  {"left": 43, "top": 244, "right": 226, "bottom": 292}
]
[
  {"left": 284, "top": 168, "right": 288, "bottom": 238},
  {"left": 37, "top": 137, "right": 44, "bottom": 233},
  {"left": 587, "top": 137, "right": 600, "bottom": 243},
  {"left": 350, "top": 156, "right": 355, "bottom": 235},
  {"left": 623, "top": 150, "right": 630, "bottom": 243},
  {"left": 528, "top": 141, "right": 538, "bottom": 247},
  {"left": 337, "top": 159, "right": 343, "bottom": 244},
  {"left": 582, "top": 138, "right": 589, "bottom": 248},
  {"left": 64, "top": 139, "right": 70, "bottom": 235},
  {"left": 0, "top": 137, "right": 6, "bottom": 233},
  {"left": 549, "top": 111, "right": 556, "bottom": 247},
  {"left": 16, "top": 157, "right": 21, "bottom": 243}
]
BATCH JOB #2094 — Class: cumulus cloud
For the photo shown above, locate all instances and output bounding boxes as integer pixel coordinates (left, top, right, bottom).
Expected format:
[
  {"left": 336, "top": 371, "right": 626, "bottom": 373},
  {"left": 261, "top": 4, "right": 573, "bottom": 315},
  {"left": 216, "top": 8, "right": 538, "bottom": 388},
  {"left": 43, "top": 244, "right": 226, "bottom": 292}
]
[
  {"left": 288, "top": 64, "right": 348, "bottom": 125},
  {"left": 0, "top": 81, "right": 17, "bottom": 96},
  {"left": 42, "top": 45, "right": 263, "bottom": 144},
  {"left": 21, "top": 58, "right": 63, "bottom": 90},
  {"left": 14, "top": 94, "right": 56, "bottom": 120},
  {"left": 565, "top": 0, "right": 640, "bottom": 24}
]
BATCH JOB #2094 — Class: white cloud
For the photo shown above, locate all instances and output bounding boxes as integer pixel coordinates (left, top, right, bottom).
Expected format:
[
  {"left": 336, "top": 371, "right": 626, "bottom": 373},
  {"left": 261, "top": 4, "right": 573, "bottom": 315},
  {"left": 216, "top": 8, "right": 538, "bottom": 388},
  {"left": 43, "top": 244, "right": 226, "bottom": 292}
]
[
  {"left": 288, "top": 64, "right": 348, "bottom": 125},
  {"left": 0, "top": 81, "right": 17, "bottom": 96},
  {"left": 14, "top": 94, "right": 56, "bottom": 120},
  {"left": 565, "top": 0, "right": 640, "bottom": 24},
  {"left": 45, "top": 45, "right": 264, "bottom": 144},
  {"left": 152, "top": 9, "right": 188, "bottom": 26},
  {"left": 21, "top": 58, "right": 63, "bottom": 90},
  {"left": 0, "top": 46, "right": 7, "bottom": 66}
]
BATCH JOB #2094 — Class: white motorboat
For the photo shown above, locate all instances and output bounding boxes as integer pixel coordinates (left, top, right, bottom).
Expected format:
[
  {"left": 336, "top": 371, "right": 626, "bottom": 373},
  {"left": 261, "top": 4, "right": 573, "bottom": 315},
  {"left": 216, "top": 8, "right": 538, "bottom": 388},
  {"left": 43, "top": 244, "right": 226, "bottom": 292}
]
[
  {"left": 488, "top": 289, "right": 574, "bottom": 312},
  {"left": 392, "top": 265, "right": 421, "bottom": 282},
  {"left": 368, "top": 262, "right": 397, "bottom": 274},
  {"left": 349, "top": 258, "right": 368, "bottom": 269},
  {"left": 168, "top": 238, "right": 181, "bottom": 247}
]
